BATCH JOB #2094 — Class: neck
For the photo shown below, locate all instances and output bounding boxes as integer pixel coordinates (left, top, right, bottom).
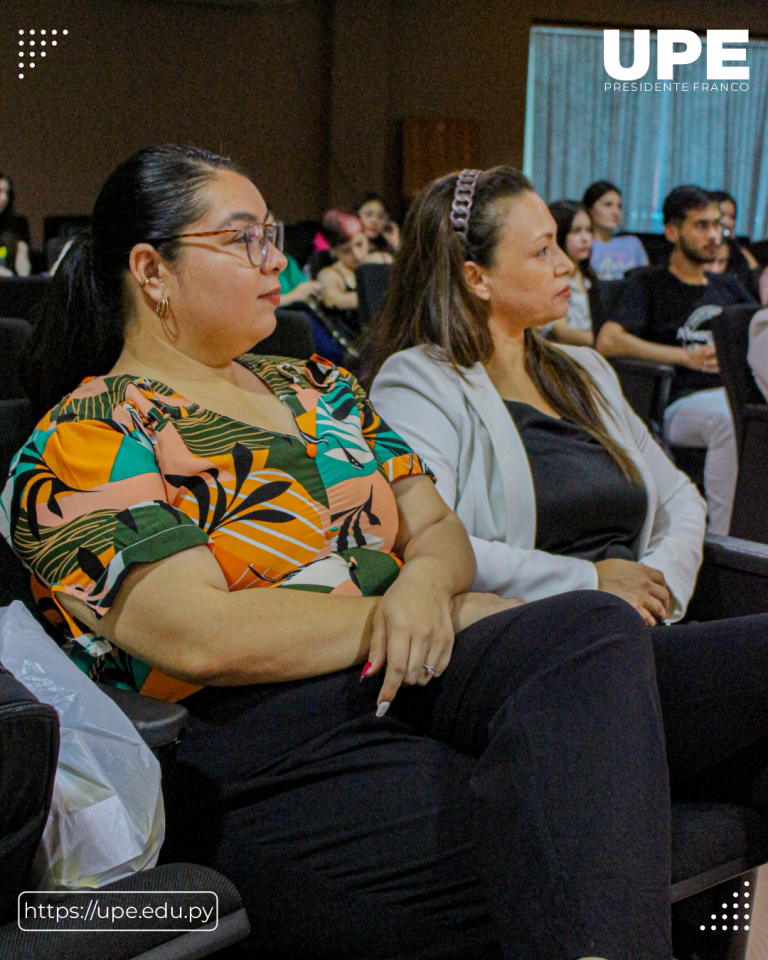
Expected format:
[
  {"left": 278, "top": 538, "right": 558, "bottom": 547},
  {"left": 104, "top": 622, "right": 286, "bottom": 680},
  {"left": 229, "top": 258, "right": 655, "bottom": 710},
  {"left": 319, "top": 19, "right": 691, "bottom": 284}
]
[
  {"left": 668, "top": 247, "right": 709, "bottom": 285},
  {"left": 594, "top": 225, "right": 613, "bottom": 243},
  {"left": 483, "top": 317, "right": 528, "bottom": 391},
  {"left": 110, "top": 313, "right": 237, "bottom": 385}
]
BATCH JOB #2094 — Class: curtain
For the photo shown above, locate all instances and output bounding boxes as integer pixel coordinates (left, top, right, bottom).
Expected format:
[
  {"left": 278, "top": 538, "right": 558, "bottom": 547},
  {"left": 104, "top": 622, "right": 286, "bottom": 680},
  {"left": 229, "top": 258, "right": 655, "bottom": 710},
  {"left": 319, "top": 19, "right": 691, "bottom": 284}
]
[{"left": 524, "top": 26, "right": 768, "bottom": 238}]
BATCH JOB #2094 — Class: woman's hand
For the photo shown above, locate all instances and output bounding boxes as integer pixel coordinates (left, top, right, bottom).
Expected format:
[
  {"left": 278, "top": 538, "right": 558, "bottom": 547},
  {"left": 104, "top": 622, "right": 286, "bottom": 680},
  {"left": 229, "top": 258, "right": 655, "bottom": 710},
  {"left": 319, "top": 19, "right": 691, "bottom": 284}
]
[
  {"left": 450, "top": 592, "right": 525, "bottom": 633},
  {"left": 594, "top": 558, "right": 670, "bottom": 625},
  {"left": 365, "top": 565, "right": 456, "bottom": 708},
  {"left": 366, "top": 580, "right": 526, "bottom": 714}
]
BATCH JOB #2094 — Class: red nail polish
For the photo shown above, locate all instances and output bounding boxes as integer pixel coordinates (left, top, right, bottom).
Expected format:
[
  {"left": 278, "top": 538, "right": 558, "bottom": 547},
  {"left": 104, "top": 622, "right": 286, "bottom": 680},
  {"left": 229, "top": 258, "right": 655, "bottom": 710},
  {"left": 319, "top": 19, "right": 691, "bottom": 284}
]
[{"left": 359, "top": 661, "right": 372, "bottom": 682}]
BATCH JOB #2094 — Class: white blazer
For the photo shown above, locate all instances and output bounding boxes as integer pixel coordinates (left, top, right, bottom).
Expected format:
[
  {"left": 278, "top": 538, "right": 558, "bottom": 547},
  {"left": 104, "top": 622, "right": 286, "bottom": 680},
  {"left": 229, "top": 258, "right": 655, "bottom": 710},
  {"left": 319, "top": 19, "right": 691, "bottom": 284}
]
[{"left": 371, "top": 344, "right": 707, "bottom": 621}]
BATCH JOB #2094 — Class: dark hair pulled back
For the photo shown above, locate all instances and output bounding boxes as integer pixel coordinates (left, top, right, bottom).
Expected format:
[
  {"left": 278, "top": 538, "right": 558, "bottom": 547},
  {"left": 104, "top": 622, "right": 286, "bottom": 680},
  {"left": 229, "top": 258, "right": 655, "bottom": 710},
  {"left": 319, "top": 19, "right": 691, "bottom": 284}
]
[
  {"left": 582, "top": 180, "right": 621, "bottom": 211},
  {"left": 366, "top": 165, "right": 641, "bottom": 483},
  {"left": 23, "top": 143, "right": 242, "bottom": 415}
]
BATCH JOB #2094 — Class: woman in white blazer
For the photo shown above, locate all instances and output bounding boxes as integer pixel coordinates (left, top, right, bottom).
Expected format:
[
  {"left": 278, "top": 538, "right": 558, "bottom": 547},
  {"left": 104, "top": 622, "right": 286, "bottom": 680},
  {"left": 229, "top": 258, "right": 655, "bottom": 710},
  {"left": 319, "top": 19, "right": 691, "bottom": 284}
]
[
  {"left": 371, "top": 340, "right": 704, "bottom": 621},
  {"left": 368, "top": 166, "right": 768, "bottom": 958}
]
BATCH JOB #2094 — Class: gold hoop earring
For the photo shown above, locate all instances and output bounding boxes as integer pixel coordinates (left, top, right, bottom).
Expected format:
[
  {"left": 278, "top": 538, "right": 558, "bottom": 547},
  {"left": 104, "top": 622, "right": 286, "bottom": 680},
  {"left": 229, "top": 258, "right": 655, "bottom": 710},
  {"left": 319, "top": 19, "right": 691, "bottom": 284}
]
[
  {"left": 156, "top": 297, "right": 170, "bottom": 320},
  {"left": 139, "top": 277, "right": 149, "bottom": 288}
]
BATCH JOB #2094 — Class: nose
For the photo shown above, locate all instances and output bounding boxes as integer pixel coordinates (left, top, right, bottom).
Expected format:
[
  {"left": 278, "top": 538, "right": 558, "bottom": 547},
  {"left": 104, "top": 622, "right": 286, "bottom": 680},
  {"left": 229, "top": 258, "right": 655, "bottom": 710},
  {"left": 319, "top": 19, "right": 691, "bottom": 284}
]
[
  {"left": 264, "top": 242, "right": 288, "bottom": 274},
  {"left": 555, "top": 243, "right": 574, "bottom": 275}
]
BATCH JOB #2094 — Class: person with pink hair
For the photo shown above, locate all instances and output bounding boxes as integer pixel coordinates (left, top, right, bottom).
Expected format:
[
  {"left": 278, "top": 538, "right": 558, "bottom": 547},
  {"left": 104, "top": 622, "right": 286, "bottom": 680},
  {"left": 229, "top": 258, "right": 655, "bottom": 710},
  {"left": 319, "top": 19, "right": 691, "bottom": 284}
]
[{"left": 317, "top": 211, "right": 369, "bottom": 328}]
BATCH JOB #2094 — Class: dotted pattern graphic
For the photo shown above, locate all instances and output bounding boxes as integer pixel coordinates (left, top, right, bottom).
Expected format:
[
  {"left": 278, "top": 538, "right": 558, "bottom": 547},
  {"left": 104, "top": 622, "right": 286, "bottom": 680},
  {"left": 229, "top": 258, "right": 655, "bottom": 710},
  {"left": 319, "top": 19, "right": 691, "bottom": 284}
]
[
  {"left": 699, "top": 879, "right": 751, "bottom": 933},
  {"left": 17, "top": 28, "right": 68, "bottom": 79}
]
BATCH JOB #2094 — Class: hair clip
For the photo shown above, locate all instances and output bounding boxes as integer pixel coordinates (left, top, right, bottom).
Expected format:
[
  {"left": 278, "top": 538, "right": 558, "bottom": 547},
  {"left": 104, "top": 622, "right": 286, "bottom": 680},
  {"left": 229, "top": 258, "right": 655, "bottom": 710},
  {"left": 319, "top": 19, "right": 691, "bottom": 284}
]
[{"left": 450, "top": 169, "right": 482, "bottom": 244}]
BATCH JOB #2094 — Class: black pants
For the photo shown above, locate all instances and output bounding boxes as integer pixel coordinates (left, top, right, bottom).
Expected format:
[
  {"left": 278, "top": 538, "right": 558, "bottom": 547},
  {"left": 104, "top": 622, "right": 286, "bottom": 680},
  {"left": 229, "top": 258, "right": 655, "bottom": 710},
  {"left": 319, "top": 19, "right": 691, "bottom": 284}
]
[{"left": 167, "top": 592, "right": 768, "bottom": 960}]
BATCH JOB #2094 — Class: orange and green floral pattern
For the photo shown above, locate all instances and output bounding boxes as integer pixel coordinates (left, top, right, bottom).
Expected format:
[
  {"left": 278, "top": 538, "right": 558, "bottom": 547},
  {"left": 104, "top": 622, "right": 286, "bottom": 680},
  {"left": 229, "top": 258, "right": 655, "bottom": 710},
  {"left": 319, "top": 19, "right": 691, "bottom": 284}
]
[{"left": 1, "top": 354, "right": 432, "bottom": 701}]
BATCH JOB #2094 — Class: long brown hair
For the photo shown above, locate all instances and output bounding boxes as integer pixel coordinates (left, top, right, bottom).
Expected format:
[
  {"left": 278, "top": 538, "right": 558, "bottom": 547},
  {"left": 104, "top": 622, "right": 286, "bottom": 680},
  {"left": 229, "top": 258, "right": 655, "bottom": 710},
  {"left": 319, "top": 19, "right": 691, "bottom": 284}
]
[{"left": 366, "top": 166, "right": 641, "bottom": 483}]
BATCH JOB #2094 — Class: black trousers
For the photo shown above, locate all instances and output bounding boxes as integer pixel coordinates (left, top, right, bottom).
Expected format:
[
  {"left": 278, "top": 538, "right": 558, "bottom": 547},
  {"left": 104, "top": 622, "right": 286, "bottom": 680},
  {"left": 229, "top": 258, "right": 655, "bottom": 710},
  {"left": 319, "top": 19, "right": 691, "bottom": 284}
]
[{"left": 167, "top": 592, "right": 768, "bottom": 960}]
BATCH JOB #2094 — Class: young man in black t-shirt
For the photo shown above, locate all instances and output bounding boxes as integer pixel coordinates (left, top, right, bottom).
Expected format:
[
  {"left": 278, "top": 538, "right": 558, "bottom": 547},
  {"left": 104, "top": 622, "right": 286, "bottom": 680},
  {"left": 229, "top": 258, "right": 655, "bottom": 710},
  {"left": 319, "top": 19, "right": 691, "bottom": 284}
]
[{"left": 596, "top": 185, "right": 755, "bottom": 535}]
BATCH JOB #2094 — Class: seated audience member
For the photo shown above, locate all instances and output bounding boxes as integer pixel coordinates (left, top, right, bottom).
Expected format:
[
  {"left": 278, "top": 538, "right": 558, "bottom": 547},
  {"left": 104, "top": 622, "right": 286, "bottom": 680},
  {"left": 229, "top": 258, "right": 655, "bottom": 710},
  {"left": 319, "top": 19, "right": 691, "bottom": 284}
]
[
  {"left": 355, "top": 191, "right": 400, "bottom": 258},
  {"left": 545, "top": 200, "right": 606, "bottom": 346},
  {"left": 276, "top": 251, "right": 321, "bottom": 306},
  {"left": 317, "top": 210, "right": 367, "bottom": 329},
  {"left": 582, "top": 180, "right": 648, "bottom": 279},
  {"left": 748, "top": 306, "right": 768, "bottom": 402},
  {"left": 710, "top": 189, "right": 767, "bottom": 303},
  {"left": 365, "top": 167, "right": 768, "bottom": 910},
  {"left": 0, "top": 172, "right": 31, "bottom": 277},
  {"left": 6, "top": 143, "right": 710, "bottom": 960},
  {"left": 596, "top": 184, "right": 755, "bottom": 535}
]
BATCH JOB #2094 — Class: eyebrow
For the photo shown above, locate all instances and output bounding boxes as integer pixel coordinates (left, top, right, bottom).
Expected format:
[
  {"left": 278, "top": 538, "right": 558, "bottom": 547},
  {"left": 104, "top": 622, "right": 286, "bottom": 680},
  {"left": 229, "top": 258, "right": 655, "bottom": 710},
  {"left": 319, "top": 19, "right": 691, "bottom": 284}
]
[
  {"left": 532, "top": 230, "right": 554, "bottom": 242},
  {"left": 215, "top": 211, "right": 261, "bottom": 228}
]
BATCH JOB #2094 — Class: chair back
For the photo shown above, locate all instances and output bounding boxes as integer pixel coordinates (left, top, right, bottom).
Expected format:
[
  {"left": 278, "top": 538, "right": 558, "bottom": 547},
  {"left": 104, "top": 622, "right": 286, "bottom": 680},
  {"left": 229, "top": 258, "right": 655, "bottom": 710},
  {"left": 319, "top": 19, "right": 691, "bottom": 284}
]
[
  {"left": 356, "top": 263, "right": 393, "bottom": 327},
  {"left": 0, "top": 666, "right": 59, "bottom": 923},
  {"left": 0, "top": 318, "right": 31, "bottom": 400},
  {"left": 0, "top": 277, "right": 52, "bottom": 322},
  {"left": 598, "top": 279, "right": 628, "bottom": 324},
  {"left": 255, "top": 308, "right": 314, "bottom": 360},
  {"left": 42, "top": 215, "right": 91, "bottom": 246},
  {"left": 710, "top": 305, "right": 764, "bottom": 455},
  {"left": 607, "top": 357, "right": 674, "bottom": 444}
]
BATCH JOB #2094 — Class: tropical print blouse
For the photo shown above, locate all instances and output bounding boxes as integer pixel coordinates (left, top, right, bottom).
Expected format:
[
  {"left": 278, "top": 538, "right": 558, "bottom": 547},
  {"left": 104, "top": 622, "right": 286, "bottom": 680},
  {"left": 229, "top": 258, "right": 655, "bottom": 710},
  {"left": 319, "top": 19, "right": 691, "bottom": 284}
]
[{"left": 1, "top": 354, "right": 432, "bottom": 702}]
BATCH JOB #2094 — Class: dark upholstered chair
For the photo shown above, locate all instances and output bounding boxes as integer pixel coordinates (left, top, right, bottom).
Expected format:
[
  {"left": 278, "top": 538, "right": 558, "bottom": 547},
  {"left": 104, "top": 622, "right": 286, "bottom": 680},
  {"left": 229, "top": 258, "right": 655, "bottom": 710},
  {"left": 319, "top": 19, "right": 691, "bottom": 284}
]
[
  {"left": 256, "top": 307, "right": 315, "bottom": 360},
  {"left": 0, "top": 278, "right": 51, "bottom": 323},
  {"left": 0, "top": 317, "right": 31, "bottom": 400},
  {"left": 355, "top": 262, "right": 393, "bottom": 328},
  {"left": 710, "top": 306, "right": 768, "bottom": 543}
]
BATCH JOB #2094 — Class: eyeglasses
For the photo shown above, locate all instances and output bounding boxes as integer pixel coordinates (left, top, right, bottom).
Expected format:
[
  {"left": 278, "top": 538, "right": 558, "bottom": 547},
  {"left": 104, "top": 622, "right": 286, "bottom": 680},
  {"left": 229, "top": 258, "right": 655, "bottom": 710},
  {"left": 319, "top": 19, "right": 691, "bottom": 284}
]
[{"left": 154, "top": 220, "right": 284, "bottom": 269}]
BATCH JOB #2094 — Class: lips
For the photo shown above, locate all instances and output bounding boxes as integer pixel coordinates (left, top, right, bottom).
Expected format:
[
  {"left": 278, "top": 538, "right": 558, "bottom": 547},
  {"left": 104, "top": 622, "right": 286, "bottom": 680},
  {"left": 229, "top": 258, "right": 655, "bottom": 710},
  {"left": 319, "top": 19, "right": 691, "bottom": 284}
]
[
  {"left": 556, "top": 286, "right": 571, "bottom": 299},
  {"left": 259, "top": 288, "right": 281, "bottom": 305}
]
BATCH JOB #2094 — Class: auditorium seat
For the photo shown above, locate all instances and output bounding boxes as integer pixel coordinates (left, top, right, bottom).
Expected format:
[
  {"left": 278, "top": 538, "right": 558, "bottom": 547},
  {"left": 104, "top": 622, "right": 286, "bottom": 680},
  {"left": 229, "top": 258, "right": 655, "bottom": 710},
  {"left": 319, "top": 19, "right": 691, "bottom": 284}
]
[
  {"left": 0, "top": 317, "right": 31, "bottom": 399},
  {"left": 356, "top": 262, "right": 392, "bottom": 327},
  {"left": 0, "top": 277, "right": 52, "bottom": 322},
  {"left": 711, "top": 305, "right": 767, "bottom": 543}
]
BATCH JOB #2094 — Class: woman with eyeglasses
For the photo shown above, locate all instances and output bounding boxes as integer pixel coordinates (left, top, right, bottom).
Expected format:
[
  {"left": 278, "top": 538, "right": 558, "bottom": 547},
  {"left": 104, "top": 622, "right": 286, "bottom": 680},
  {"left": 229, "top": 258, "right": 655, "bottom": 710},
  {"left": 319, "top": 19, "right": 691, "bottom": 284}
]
[{"left": 8, "top": 144, "right": 695, "bottom": 960}]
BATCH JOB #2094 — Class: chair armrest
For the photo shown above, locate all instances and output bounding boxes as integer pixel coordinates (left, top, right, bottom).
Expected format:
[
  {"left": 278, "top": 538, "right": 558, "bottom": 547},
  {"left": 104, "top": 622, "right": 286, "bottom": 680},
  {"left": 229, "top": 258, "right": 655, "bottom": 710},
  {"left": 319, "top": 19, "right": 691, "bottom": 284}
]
[
  {"left": 96, "top": 684, "right": 190, "bottom": 750},
  {"left": 686, "top": 534, "right": 768, "bottom": 621},
  {"left": 608, "top": 356, "right": 676, "bottom": 377},
  {"left": 703, "top": 533, "right": 768, "bottom": 575}
]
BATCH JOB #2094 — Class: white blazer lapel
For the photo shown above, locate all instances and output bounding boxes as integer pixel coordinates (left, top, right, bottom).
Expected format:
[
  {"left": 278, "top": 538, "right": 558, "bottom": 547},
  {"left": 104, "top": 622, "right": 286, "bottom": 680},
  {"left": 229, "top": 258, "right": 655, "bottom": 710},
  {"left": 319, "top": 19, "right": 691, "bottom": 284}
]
[{"left": 458, "top": 364, "right": 537, "bottom": 546}]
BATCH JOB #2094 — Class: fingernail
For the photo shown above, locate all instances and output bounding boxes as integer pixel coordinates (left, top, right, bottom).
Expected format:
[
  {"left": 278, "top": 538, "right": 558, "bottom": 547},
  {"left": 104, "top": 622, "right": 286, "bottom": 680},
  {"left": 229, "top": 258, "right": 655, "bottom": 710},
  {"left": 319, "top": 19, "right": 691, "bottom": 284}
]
[
  {"left": 359, "top": 661, "right": 373, "bottom": 682},
  {"left": 375, "top": 701, "right": 390, "bottom": 718}
]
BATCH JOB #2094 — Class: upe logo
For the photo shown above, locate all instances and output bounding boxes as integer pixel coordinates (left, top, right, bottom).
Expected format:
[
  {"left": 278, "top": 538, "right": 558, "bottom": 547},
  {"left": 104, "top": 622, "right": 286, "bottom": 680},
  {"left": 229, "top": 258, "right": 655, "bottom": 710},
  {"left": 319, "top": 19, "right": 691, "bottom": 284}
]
[{"left": 604, "top": 30, "right": 749, "bottom": 81}]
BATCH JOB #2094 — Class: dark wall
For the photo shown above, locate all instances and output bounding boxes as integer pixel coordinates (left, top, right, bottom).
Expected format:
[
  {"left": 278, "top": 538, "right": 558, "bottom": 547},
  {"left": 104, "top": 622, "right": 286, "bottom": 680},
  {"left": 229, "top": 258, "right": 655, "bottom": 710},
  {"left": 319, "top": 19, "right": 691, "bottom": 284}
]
[
  {"left": 330, "top": 0, "right": 768, "bottom": 214},
  {"left": 4, "top": 0, "right": 766, "bottom": 244},
  {"left": 2, "top": 0, "right": 333, "bottom": 245}
]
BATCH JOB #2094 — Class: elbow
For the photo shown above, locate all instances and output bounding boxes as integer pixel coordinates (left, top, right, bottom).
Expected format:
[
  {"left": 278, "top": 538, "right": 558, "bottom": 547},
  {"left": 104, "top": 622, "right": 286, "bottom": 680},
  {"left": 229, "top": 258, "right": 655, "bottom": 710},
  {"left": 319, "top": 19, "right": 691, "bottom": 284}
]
[{"left": 596, "top": 322, "right": 624, "bottom": 356}]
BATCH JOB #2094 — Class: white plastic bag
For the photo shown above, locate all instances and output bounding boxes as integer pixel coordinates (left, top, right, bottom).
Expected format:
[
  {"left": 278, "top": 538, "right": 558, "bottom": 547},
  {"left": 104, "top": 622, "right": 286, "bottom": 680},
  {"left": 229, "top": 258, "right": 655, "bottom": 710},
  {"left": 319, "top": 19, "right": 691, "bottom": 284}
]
[{"left": 0, "top": 601, "right": 164, "bottom": 889}]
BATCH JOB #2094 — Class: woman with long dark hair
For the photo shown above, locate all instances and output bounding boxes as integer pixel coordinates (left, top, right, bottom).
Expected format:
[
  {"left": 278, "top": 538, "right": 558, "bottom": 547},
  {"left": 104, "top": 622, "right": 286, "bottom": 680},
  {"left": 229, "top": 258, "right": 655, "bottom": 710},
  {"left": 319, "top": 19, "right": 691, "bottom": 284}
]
[
  {"left": 545, "top": 200, "right": 606, "bottom": 346},
  {"left": 582, "top": 180, "right": 648, "bottom": 280},
  {"left": 0, "top": 173, "right": 31, "bottom": 277},
  {"left": 368, "top": 166, "right": 768, "bottom": 954}
]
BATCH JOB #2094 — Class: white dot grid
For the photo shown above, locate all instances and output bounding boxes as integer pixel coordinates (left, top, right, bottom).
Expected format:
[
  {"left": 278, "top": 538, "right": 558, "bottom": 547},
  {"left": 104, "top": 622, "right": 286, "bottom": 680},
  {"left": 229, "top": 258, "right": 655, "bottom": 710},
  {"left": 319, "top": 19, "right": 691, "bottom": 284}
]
[
  {"left": 16, "top": 29, "right": 67, "bottom": 78},
  {"left": 701, "top": 884, "right": 751, "bottom": 932}
]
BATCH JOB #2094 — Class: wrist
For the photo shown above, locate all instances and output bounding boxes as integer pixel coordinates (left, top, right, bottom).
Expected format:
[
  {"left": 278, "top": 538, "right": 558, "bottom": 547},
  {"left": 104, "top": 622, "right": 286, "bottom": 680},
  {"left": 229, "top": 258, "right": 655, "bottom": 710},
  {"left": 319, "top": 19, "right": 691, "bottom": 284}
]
[{"left": 398, "top": 555, "right": 457, "bottom": 599}]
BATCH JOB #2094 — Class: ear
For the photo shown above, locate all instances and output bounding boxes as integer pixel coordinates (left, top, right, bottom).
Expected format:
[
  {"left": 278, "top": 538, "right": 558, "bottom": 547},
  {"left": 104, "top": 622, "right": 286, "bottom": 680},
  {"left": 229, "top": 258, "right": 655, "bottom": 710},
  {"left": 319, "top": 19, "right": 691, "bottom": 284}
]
[
  {"left": 463, "top": 261, "right": 492, "bottom": 302},
  {"left": 664, "top": 222, "right": 680, "bottom": 245},
  {"left": 129, "top": 243, "right": 170, "bottom": 309}
]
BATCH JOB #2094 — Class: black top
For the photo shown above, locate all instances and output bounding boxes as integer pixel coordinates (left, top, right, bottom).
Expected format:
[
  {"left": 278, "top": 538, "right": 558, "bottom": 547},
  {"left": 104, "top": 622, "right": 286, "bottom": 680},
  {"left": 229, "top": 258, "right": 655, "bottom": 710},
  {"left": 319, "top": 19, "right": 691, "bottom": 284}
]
[
  {"left": 612, "top": 265, "right": 755, "bottom": 402},
  {"left": 505, "top": 401, "right": 648, "bottom": 562}
]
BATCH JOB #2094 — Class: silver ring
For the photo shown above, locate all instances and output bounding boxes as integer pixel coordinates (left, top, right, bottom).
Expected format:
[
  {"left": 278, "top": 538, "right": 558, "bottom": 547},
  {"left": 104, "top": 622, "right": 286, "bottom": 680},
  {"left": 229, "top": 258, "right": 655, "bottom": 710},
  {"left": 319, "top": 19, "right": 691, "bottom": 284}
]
[{"left": 423, "top": 664, "right": 437, "bottom": 676}]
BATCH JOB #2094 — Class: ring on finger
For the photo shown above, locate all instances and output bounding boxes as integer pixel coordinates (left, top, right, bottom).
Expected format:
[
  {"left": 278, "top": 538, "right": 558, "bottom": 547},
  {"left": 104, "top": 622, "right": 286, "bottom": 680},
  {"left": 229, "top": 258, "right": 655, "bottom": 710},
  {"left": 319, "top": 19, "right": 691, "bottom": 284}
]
[{"left": 422, "top": 664, "right": 437, "bottom": 677}]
